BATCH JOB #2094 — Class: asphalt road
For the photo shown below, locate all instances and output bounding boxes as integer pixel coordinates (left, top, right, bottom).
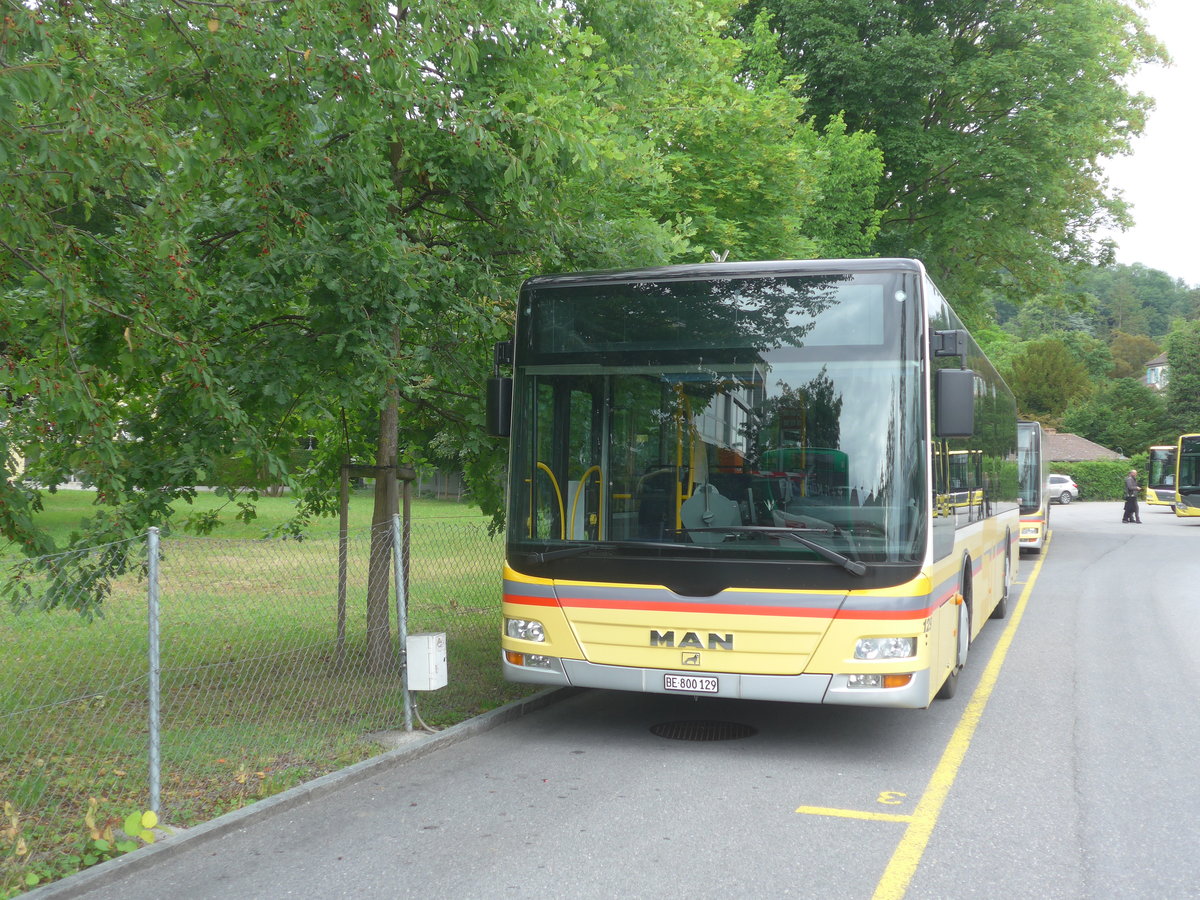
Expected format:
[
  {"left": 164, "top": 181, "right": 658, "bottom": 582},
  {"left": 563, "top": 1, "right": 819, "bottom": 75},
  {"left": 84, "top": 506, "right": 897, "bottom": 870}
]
[{"left": 34, "top": 500, "right": 1200, "bottom": 900}]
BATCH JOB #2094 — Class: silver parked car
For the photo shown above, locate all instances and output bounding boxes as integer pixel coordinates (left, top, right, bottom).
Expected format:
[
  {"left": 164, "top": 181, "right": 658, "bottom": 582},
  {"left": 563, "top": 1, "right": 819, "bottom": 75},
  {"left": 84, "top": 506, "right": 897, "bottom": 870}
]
[{"left": 1047, "top": 473, "right": 1079, "bottom": 504}]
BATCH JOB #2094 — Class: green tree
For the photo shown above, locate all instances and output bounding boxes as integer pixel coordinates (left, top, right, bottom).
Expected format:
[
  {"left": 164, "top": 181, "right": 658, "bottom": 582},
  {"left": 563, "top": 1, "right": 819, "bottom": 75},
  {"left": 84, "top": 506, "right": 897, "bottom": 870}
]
[
  {"left": 1061, "top": 379, "right": 1168, "bottom": 455},
  {"left": 731, "top": 0, "right": 1164, "bottom": 313},
  {"left": 1, "top": 0, "right": 885, "bottom": 634},
  {"left": 1080, "top": 263, "right": 1195, "bottom": 338},
  {"left": 1003, "top": 294, "right": 1097, "bottom": 342},
  {"left": 1, "top": 0, "right": 676, "bottom": 634},
  {"left": 1186, "top": 287, "right": 1200, "bottom": 320},
  {"left": 1165, "top": 319, "right": 1200, "bottom": 433},
  {"left": 1109, "top": 331, "right": 1160, "bottom": 380},
  {"left": 1058, "top": 331, "right": 1114, "bottom": 385},
  {"left": 618, "top": 4, "right": 883, "bottom": 262},
  {"left": 1007, "top": 338, "right": 1092, "bottom": 421},
  {"left": 973, "top": 323, "right": 1021, "bottom": 384},
  {"left": 1104, "top": 278, "right": 1151, "bottom": 337}
]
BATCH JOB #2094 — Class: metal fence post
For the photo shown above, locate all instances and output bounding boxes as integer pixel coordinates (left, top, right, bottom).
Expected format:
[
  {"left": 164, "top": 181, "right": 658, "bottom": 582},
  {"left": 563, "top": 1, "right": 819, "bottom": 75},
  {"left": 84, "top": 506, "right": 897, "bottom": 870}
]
[
  {"left": 147, "top": 526, "right": 161, "bottom": 815},
  {"left": 392, "top": 514, "right": 412, "bottom": 732}
]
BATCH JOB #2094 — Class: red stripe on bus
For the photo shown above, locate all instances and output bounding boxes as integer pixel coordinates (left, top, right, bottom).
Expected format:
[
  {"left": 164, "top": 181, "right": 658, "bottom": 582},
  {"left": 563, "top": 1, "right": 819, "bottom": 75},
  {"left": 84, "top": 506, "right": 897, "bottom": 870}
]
[
  {"left": 504, "top": 593, "right": 560, "bottom": 607},
  {"left": 832, "top": 606, "right": 937, "bottom": 620},
  {"left": 504, "top": 593, "right": 941, "bottom": 620}
]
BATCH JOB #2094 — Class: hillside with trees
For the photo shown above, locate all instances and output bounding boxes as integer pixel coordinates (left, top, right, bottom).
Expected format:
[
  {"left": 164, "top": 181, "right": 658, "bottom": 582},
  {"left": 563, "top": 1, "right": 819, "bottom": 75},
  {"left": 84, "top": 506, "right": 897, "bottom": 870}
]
[{"left": 989, "top": 263, "right": 1199, "bottom": 455}]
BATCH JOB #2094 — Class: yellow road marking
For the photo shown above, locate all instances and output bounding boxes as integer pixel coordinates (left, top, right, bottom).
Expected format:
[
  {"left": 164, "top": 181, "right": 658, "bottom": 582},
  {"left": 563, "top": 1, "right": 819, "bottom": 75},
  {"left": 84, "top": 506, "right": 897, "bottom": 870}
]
[
  {"left": 871, "top": 535, "right": 1052, "bottom": 900},
  {"left": 796, "top": 806, "right": 914, "bottom": 823}
]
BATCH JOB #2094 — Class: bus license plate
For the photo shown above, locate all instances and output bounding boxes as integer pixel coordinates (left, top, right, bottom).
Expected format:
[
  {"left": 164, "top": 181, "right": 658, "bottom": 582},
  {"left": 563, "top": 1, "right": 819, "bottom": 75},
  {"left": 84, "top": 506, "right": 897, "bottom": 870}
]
[{"left": 664, "top": 674, "right": 719, "bottom": 694}]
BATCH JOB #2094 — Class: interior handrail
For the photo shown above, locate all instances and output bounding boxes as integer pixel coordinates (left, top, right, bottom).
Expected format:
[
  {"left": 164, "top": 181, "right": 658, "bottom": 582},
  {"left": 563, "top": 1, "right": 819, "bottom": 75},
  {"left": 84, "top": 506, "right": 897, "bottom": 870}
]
[
  {"left": 570, "top": 465, "right": 603, "bottom": 540},
  {"left": 534, "top": 461, "right": 566, "bottom": 539}
]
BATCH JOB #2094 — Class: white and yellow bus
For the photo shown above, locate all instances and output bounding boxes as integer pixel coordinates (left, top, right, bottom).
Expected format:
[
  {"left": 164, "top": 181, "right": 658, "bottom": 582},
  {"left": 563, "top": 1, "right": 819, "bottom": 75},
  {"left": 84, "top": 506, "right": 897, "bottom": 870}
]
[
  {"left": 488, "top": 258, "right": 1019, "bottom": 708},
  {"left": 1018, "top": 421, "right": 1049, "bottom": 552},
  {"left": 1174, "top": 434, "right": 1200, "bottom": 518},
  {"left": 1145, "top": 445, "right": 1176, "bottom": 509}
]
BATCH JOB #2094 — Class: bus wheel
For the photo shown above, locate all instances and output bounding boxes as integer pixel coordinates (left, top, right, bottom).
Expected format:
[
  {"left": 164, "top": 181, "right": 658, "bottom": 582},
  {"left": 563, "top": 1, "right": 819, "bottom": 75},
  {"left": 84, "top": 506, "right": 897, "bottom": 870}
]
[
  {"left": 937, "top": 576, "right": 971, "bottom": 700},
  {"left": 990, "top": 541, "right": 1011, "bottom": 620}
]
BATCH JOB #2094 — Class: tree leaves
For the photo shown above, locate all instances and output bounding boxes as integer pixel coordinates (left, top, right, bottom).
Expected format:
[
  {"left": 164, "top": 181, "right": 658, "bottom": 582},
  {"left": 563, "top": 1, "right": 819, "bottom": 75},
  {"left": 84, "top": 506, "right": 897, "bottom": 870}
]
[
  {"left": 1165, "top": 320, "right": 1200, "bottom": 435},
  {"left": 732, "top": 0, "right": 1165, "bottom": 302},
  {"left": 0, "top": 0, "right": 895, "bottom": 613},
  {"left": 1007, "top": 338, "right": 1092, "bottom": 418}
]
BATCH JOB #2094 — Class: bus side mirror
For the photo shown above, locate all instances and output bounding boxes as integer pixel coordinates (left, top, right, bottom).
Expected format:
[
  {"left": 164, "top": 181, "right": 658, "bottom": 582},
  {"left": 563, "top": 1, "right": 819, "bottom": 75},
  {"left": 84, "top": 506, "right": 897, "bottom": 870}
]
[
  {"left": 936, "top": 368, "right": 975, "bottom": 437},
  {"left": 486, "top": 339, "right": 514, "bottom": 438},
  {"left": 486, "top": 376, "right": 512, "bottom": 438}
]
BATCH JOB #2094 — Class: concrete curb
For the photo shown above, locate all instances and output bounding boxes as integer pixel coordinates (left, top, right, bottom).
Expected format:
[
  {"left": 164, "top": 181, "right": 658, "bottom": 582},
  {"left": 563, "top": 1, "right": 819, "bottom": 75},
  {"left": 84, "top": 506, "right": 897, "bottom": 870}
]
[{"left": 28, "top": 688, "right": 577, "bottom": 899}]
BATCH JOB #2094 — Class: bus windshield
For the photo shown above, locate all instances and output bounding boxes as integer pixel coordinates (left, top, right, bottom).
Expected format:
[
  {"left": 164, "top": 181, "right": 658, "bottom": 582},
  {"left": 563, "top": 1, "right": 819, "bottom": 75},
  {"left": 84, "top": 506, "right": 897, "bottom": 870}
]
[
  {"left": 1148, "top": 446, "right": 1176, "bottom": 491},
  {"left": 1179, "top": 435, "right": 1200, "bottom": 497},
  {"left": 507, "top": 269, "right": 927, "bottom": 576},
  {"left": 1017, "top": 421, "right": 1044, "bottom": 514}
]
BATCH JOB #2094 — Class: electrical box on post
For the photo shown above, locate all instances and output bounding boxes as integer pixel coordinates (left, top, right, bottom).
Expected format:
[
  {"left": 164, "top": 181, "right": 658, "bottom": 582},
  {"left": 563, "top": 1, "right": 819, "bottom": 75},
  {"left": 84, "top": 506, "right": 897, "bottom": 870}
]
[{"left": 407, "top": 632, "right": 448, "bottom": 691}]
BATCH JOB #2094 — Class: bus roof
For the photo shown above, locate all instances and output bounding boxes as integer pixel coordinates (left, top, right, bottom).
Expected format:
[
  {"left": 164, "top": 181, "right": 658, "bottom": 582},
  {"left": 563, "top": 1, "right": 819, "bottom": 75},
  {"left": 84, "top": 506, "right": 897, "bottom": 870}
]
[{"left": 520, "top": 258, "right": 928, "bottom": 290}]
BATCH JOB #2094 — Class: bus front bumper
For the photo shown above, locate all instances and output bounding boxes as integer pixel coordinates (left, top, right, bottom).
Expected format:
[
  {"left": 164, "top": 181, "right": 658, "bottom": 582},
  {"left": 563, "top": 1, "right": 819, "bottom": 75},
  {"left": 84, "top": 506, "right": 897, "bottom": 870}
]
[{"left": 502, "top": 655, "right": 934, "bottom": 709}]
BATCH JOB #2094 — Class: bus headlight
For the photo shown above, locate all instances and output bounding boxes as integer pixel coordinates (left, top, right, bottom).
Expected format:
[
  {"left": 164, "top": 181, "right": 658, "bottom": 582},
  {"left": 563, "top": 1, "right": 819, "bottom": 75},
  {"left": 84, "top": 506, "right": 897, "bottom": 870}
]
[
  {"left": 505, "top": 618, "right": 546, "bottom": 642},
  {"left": 855, "top": 637, "right": 917, "bottom": 660}
]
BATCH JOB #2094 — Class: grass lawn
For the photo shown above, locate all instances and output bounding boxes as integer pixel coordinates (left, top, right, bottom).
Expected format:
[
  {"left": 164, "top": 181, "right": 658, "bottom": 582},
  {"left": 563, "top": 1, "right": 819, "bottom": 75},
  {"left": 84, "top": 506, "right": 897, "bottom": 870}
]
[
  {"left": 2, "top": 489, "right": 528, "bottom": 896},
  {"left": 12, "top": 486, "right": 489, "bottom": 548}
]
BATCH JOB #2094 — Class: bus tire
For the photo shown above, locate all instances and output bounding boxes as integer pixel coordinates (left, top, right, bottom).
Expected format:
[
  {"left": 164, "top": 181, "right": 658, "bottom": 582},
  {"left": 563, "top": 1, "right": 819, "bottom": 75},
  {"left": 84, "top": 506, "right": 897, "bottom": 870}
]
[
  {"left": 936, "top": 568, "right": 971, "bottom": 700},
  {"left": 990, "top": 538, "right": 1011, "bottom": 620}
]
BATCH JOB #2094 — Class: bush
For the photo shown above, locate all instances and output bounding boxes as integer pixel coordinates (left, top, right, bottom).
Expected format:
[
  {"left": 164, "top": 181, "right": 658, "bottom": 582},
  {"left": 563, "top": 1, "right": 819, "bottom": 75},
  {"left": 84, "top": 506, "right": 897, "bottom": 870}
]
[{"left": 1050, "top": 454, "right": 1143, "bottom": 501}]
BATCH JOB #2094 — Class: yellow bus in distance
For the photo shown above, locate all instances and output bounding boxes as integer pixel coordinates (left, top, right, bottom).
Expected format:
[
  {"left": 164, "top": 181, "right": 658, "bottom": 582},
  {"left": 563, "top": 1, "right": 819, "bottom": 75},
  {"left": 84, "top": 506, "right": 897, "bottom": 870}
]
[
  {"left": 1018, "top": 421, "right": 1049, "bottom": 552},
  {"left": 1145, "top": 445, "right": 1176, "bottom": 508},
  {"left": 1175, "top": 435, "right": 1200, "bottom": 517}
]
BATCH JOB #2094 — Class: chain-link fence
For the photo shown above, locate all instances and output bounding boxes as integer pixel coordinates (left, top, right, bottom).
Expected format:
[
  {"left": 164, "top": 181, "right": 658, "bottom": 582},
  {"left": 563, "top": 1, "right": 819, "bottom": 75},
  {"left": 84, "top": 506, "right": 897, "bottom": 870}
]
[{"left": 1, "top": 517, "right": 532, "bottom": 893}]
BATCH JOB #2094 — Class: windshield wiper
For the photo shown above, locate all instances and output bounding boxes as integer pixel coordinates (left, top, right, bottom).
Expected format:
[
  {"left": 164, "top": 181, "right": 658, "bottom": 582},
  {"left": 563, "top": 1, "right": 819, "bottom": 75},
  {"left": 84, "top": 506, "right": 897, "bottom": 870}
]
[
  {"left": 529, "top": 528, "right": 867, "bottom": 577},
  {"left": 528, "top": 539, "right": 703, "bottom": 563},
  {"left": 683, "top": 525, "right": 867, "bottom": 576}
]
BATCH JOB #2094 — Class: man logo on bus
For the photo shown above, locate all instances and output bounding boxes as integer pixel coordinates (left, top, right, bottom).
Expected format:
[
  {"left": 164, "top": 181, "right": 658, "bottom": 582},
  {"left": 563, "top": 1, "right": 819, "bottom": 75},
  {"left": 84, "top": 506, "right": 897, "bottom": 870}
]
[
  {"left": 682, "top": 653, "right": 701, "bottom": 666},
  {"left": 650, "top": 630, "right": 734, "bottom": 650}
]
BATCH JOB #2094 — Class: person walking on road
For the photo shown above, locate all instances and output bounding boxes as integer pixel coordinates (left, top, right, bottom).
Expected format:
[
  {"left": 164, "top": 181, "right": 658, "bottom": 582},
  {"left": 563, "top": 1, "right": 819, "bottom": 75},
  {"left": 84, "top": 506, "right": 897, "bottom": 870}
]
[{"left": 1123, "top": 468, "right": 1142, "bottom": 523}]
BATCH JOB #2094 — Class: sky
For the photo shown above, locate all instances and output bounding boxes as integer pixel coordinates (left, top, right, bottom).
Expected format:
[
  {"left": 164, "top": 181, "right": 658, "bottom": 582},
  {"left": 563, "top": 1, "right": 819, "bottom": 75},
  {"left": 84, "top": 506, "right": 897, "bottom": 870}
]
[{"left": 1100, "top": 0, "right": 1200, "bottom": 287}]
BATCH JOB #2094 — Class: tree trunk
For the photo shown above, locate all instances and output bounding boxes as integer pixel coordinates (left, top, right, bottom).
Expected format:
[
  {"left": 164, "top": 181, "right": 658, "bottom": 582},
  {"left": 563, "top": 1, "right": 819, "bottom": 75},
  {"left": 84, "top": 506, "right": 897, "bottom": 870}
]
[{"left": 366, "top": 384, "right": 400, "bottom": 674}]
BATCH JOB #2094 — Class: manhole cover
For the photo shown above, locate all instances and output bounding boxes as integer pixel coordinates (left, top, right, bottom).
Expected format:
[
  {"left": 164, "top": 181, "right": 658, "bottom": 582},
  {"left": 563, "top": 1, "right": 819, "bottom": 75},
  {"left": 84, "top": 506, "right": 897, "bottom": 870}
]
[{"left": 649, "top": 720, "right": 757, "bottom": 742}]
